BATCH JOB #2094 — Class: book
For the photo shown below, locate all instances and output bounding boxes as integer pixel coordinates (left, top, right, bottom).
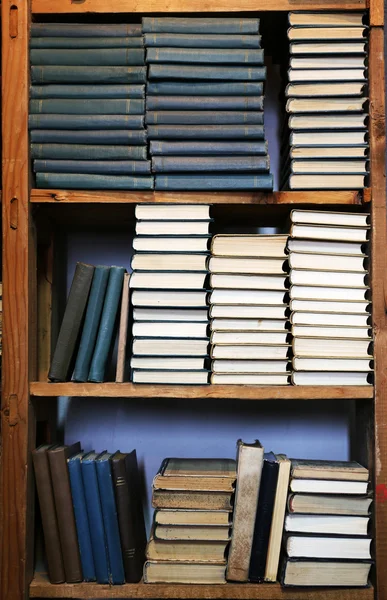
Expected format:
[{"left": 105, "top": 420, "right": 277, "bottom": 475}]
[
  {"left": 212, "top": 234, "right": 287, "bottom": 257},
  {"left": 34, "top": 160, "right": 151, "bottom": 175},
  {"left": 115, "top": 273, "right": 131, "bottom": 383},
  {"left": 152, "top": 490, "right": 233, "bottom": 510},
  {"left": 133, "top": 307, "right": 208, "bottom": 321},
  {"left": 30, "top": 83, "right": 145, "bottom": 98},
  {"left": 288, "top": 68, "right": 366, "bottom": 82},
  {"left": 132, "top": 338, "right": 209, "bottom": 356},
  {"left": 286, "top": 81, "right": 366, "bottom": 96},
  {"left": 290, "top": 42, "right": 367, "bottom": 55},
  {"left": 212, "top": 359, "right": 289, "bottom": 373},
  {"left": 135, "top": 204, "right": 211, "bottom": 220},
  {"left": 290, "top": 270, "right": 367, "bottom": 289},
  {"left": 226, "top": 440, "right": 264, "bottom": 582},
  {"left": 131, "top": 356, "right": 207, "bottom": 370},
  {"left": 288, "top": 12, "right": 366, "bottom": 26},
  {"left": 290, "top": 131, "right": 368, "bottom": 146},
  {"left": 288, "top": 493, "right": 372, "bottom": 516},
  {"left": 135, "top": 221, "right": 210, "bottom": 235},
  {"left": 147, "top": 96, "right": 264, "bottom": 111},
  {"left": 31, "top": 23, "right": 143, "bottom": 37},
  {"left": 30, "top": 130, "right": 147, "bottom": 145},
  {"left": 290, "top": 160, "right": 367, "bottom": 174},
  {"left": 142, "top": 17, "right": 260, "bottom": 34},
  {"left": 29, "top": 114, "right": 145, "bottom": 129},
  {"left": 130, "top": 272, "right": 207, "bottom": 290},
  {"left": 290, "top": 478, "right": 368, "bottom": 495},
  {"left": 132, "top": 290, "right": 208, "bottom": 307},
  {"left": 30, "top": 98, "right": 145, "bottom": 115},
  {"left": 293, "top": 337, "right": 372, "bottom": 358},
  {"left": 286, "top": 535, "right": 371, "bottom": 559},
  {"left": 146, "top": 48, "right": 264, "bottom": 64},
  {"left": 32, "top": 445, "right": 65, "bottom": 583},
  {"left": 48, "top": 262, "right": 94, "bottom": 382},
  {"left": 31, "top": 144, "right": 148, "bottom": 160},
  {"left": 287, "top": 98, "right": 367, "bottom": 113},
  {"left": 143, "top": 561, "right": 226, "bottom": 584},
  {"left": 291, "top": 147, "right": 368, "bottom": 159},
  {"left": 147, "top": 124, "right": 265, "bottom": 140},
  {"left": 133, "top": 370, "right": 209, "bottom": 384},
  {"left": 289, "top": 57, "right": 367, "bottom": 70},
  {"left": 211, "top": 331, "right": 289, "bottom": 345},
  {"left": 152, "top": 156, "right": 269, "bottom": 173},
  {"left": 211, "top": 319, "right": 287, "bottom": 331},
  {"left": 154, "top": 525, "right": 230, "bottom": 541},
  {"left": 30, "top": 48, "right": 145, "bottom": 66},
  {"left": 211, "top": 274, "right": 286, "bottom": 290},
  {"left": 292, "top": 372, "right": 372, "bottom": 385},
  {"left": 30, "top": 36, "right": 144, "bottom": 49},
  {"left": 281, "top": 559, "right": 371, "bottom": 587},
  {"left": 210, "top": 289, "right": 287, "bottom": 305},
  {"left": 144, "top": 32, "right": 261, "bottom": 48},
  {"left": 147, "top": 81, "right": 264, "bottom": 96},
  {"left": 131, "top": 254, "right": 208, "bottom": 271},
  {"left": 47, "top": 443, "right": 83, "bottom": 582},
  {"left": 148, "top": 65, "right": 267, "bottom": 81},
  {"left": 209, "top": 256, "right": 286, "bottom": 275},
  {"left": 36, "top": 173, "right": 154, "bottom": 190},
  {"left": 150, "top": 141, "right": 268, "bottom": 156},
  {"left": 133, "top": 237, "right": 209, "bottom": 252},
  {"left": 290, "top": 223, "right": 368, "bottom": 243},
  {"left": 288, "top": 26, "right": 368, "bottom": 41},
  {"left": 289, "top": 175, "right": 365, "bottom": 190},
  {"left": 292, "top": 312, "right": 370, "bottom": 327},
  {"left": 289, "top": 253, "right": 367, "bottom": 272},
  {"left": 154, "top": 509, "right": 231, "bottom": 526},
  {"left": 210, "top": 305, "right": 288, "bottom": 319},
  {"left": 147, "top": 534, "right": 228, "bottom": 562},
  {"left": 287, "top": 238, "right": 366, "bottom": 255},
  {"left": 30, "top": 65, "right": 147, "bottom": 84},
  {"left": 293, "top": 357, "right": 372, "bottom": 371},
  {"left": 132, "top": 321, "right": 208, "bottom": 338},
  {"left": 290, "top": 286, "right": 369, "bottom": 301},
  {"left": 153, "top": 458, "right": 236, "bottom": 492},
  {"left": 211, "top": 345, "right": 290, "bottom": 360},
  {"left": 291, "top": 209, "right": 369, "bottom": 228},
  {"left": 211, "top": 373, "right": 289, "bottom": 384},
  {"left": 147, "top": 111, "right": 264, "bottom": 125},
  {"left": 285, "top": 514, "right": 369, "bottom": 535},
  {"left": 292, "top": 325, "right": 371, "bottom": 339}
]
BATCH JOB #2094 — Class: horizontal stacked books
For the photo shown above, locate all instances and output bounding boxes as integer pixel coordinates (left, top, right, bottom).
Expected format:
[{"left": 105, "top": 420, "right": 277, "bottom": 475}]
[
  {"left": 143, "top": 17, "right": 273, "bottom": 191},
  {"left": 29, "top": 23, "right": 153, "bottom": 190},
  {"left": 209, "top": 235, "right": 291, "bottom": 384},
  {"left": 283, "top": 11, "right": 368, "bottom": 190},
  {"left": 288, "top": 209, "right": 373, "bottom": 386},
  {"left": 282, "top": 459, "right": 372, "bottom": 587},
  {"left": 130, "top": 204, "right": 211, "bottom": 384},
  {"left": 32, "top": 443, "right": 146, "bottom": 584},
  {"left": 144, "top": 458, "right": 236, "bottom": 583}
]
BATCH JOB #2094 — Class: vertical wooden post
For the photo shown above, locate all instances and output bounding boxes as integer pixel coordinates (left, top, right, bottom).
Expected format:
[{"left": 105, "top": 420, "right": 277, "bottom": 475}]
[{"left": 1, "top": 0, "right": 34, "bottom": 599}]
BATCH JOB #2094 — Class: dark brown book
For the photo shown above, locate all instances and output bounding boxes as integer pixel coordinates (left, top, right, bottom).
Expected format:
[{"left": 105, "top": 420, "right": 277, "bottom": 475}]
[
  {"left": 47, "top": 442, "right": 83, "bottom": 582},
  {"left": 111, "top": 450, "right": 147, "bottom": 582},
  {"left": 32, "top": 444, "right": 65, "bottom": 583}
]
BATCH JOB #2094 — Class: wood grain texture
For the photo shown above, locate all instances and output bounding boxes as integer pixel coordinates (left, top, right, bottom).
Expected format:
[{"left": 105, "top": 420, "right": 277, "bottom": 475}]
[
  {"left": 369, "top": 26, "right": 387, "bottom": 600},
  {"left": 370, "top": 0, "right": 384, "bottom": 25}
]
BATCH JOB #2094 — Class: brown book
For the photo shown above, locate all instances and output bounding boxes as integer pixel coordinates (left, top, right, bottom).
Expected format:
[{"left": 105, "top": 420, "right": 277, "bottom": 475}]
[
  {"left": 115, "top": 272, "right": 131, "bottom": 383},
  {"left": 32, "top": 444, "right": 65, "bottom": 583},
  {"left": 111, "top": 450, "right": 147, "bottom": 582},
  {"left": 146, "top": 528, "right": 228, "bottom": 563},
  {"left": 153, "top": 489, "right": 233, "bottom": 510},
  {"left": 47, "top": 442, "right": 83, "bottom": 582},
  {"left": 153, "top": 458, "right": 236, "bottom": 492}
]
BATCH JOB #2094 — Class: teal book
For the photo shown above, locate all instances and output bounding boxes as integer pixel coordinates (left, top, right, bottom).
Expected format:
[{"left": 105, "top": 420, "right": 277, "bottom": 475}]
[
  {"left": 36, "top": 173, "right": 154, "bottom": 190},
  {"left": 146, "top": 111, "right": 264, "bottom": 125},
  {"left": 146, "top": 96, "right": 264, "bottom": 111},
  {"left": 88, "top": 267, "right": 126, "bottom": 382},
  {"left": 31, "top": 143, "right": 147, "bottom": 160},
  {"left": 30, "top": 99, "right": 145, "bottom": 115},
  {"left": 30, "top": 48, "right": 145, "bottom": 66},
  {"left": 147, "top": 81, "right": 264, "bottom": 95},
  {"left": 28, "top": 114, "right": 144, "bottom": 130},
  {"left": 147, "top": 124, "right": 265, "bottom": 140},
  {"left": 142, "top": 17, "right": 260, "bottom": 34},
  {"left": 144, "top": 33, "right": 261, "bottom": 48},
  {"left": 34, "top": 160, "right": 151, "bottom": 175},
  {"left": 30, "top": 66, "right": 147, "bottom": 84},
  {"left": 31, "top": 23, "right": 142, "bottom": 37},
  {"left": 148, "top": 64, "right": 267, "bottom": 80},
  {"left": 150, "top": 140, "right": 268, "bottom": 155},
  {"left": 146, "top": 47, "right": 264, "bottom": 65},
  {"left": 73, "top": 266, "right": 110, "bottom": 383},
  {"left": 30, "top": 36, "right": 144, "bottom": 49},
  {"left": 151, "top": 155, "right": 270, "bottom": 173},
  {"left": 30, "top": 84, "right": 145, "bottom": 99},
  {"left": 155, "top": 174, "right": 274, "bottom": 190},
  {"left": 30, "top": 130, "right": 147, "bottom": 145}
]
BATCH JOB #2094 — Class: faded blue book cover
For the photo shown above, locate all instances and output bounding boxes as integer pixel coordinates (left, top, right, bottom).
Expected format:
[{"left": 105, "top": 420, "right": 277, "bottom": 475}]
[
  {"left": 31, "top": 143, "right": 147, "bottom": 161},
  {"left": 145, "top": 47, "right": 264, "bottom": 64},
  {"left": 31, "top": 65, "right": 147, "bottom": 84},
  {"left": 146, "top": 95, "right": 264, "bottom": 111},
  {"left": 30, "top": 84, "right": 145, "bottom": 99},
  {"left": 29, "top": 114, "right": 145, "bottom": 130},
  {"left": 148, "top": 64, "right": 266, "bottom": 80},
  {"left": 31, "top": 23, "right": 142, "bottom": 37},
  {"left": 144, "top": 33, "right": 261, "bottom": 48},
  {"left": 147, "top": 81, "right": 264, "bottom": 96},
  {"left": 142, "top": 17, "right": 260, "bottom": 34},
  {"left": 35, "top": 173, "right": 154, "bottom": 190},
  {"left": 30, "top": 130, "right": 147, "bottom": 145},
  {"left": 146, "top": 111, "right": 264, "bottom": 125},
  {"left": 149, "top": 140, "right": 268, "bottom": 155},
  {"left": 152, "top": 155, "right": 270, "bottom": 173},
  {"left": 30, "top": 98, "right": 145, "bottom": 115},
  {"left": 147, "top": 124, "right": 265, "bottom": 140},
  {"left": 30, "top": 36, "right": 144, "bottom": 49},
  {"left": 155, "top": 174, "right": 274, "bottom": 191},
  {"left": 34, "top": 159, "right": 151, "bottom": 175},
  {"left": 30, "top": 48, "right": 145, "bottom": 66}
]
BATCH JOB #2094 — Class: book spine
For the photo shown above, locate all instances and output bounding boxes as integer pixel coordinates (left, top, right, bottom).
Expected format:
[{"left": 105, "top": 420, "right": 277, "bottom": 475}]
[
  {"left": 149, "top": 140, "right": 268, "bottom": 155},
  {"left": 30, "top": 84, "right": 145, "bottom": 99},
  {"left": 147, "top": 81, "right": 264, "bottom": 96},
  {"left": 144, "top": 33, "right": 261, "bottom": 48},
  {"left": 146, "top": 111, "right": 264, "bottom": 125},
  {"left": 48, "top": 262, "right": 95, "bottom": 382},
  {"left": 147, "top": 124, "right": 265, "bottom": 140},
  {"left": 30, "top": 48, "right": 145, "bottom": 66},
  {"left": 88, "top": 267, "right": 126, "bottom": 382},
  {"left": 152, "top": 156, "right": 270, "bottom": 173},
  {"left": 96, "top": 458, "right": 125, "bottom": 584},
  {"left": 30, "top": 130, "right": 147, "bottom": 145},
  {"left": 31, "top": 143, "right": 148, "bottom": 160},
  {"left": 30, "top": 66, "right": 147, "bottom": 84},
  {"left": 36, "top": 173, "right": 154, "bottom": 190},
  {"left": 116, "top": 273, "right": 131, "bottom": 383},
  {"left": 146, "top": 48, "right": 264, "bottom": 65},
  {"left": 30, "top": 98, "right": 145, "bottom": 115},
  {"left": 155, "top": 174, "right": 274, "bottom": 190},
  {"left": 142, "top": 17, "right": 260, "bottom": 34},
  {"left": 148, "top": 64, "right": 267, "bottom": 80},
  {"left": 146, "top": 96, "right": 264, "bottom": 111},
  {"left": 31, "top": 23, "right": 142, "bottom": 37},
  {"left": 68, "top": 456, "right": 97, "bottom": 582},
  {"left": 34, "top": 159, "right": 152, "bottom": 175},
  {"left": 29, "top": 114, "right": 145, "bottom": 129},
  {"left": 30, "top": 36, "right": 144, "bottom": 49},
  {"left": 81, "top": 457, "right": 110, "bottom": 583}
]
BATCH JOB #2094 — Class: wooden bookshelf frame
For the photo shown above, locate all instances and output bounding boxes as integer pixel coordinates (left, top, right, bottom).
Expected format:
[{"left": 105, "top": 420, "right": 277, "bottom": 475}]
[{"left": 1, "top": 1, "right": 386, "bottom": 600}]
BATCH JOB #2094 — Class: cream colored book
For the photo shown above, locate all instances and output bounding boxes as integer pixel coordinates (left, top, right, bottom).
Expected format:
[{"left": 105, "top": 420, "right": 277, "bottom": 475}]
[
  {"left": 209, "top": 256, "right": 286, "bottom": 275},
  {"left": 132, "top": 290, "right": 208, "bottom": 307},
  {"left": 288, "top": 12, "right": 366, "bottom": 26},
  {"left": 290, "top": 223, "right": 368, "bottom": 243},
  {"left": 211, "top": 234, "right": 287, "bottom": 258},
  {"left": 136, "top": 220, "right": 210, "bottom": 235},
  {"left": 211, "top": 319, "right": 287, "bottom": 332},
  {"left": 288, "top": 26, "right": 368, "bottom": 41},
  {"left": 131, "top": 253, "right": 208, "bottom": 272},
  {"left": 135, "top": 204, "right": 211, "bottom": 220},
  {"left": 155, "top": 509, "right": 231, "bottom": 527},
  {"left": 282, "top": 560, "right": 371, "bottom": 587},
  {"left": 146, "top": 533, "right": 228, "bottom": 562},
  {"left": 211, "top": 273, "right": 287, "bottom": 291},
  {"left": 292, "top": 337, "right": 372, "bottom": 358},
  {"left": 292, "top": 325, "right": 371, "bottom": 339},
  {"left": 211, "top": 373, "right": 289, "bottom": 385},
  {"left": 212, "top": 359, "right": 289, "bottom": 373},
  {"left": 153, "top": 458, "right": 236, "bottom": 492},
  {"left": 290, "top": 209, "right": 370, "bottom": 228},
  {"left": 154, "top": 524, "right": 231, "bottom": 541},
  {"left": 289, "top": 252, "right": 367, "bottom": 272},
  {"left": 143, "top": 561, "right": 226, "bottom": 584},
  {"left": 289, "top": 43, "right": 366, "bottom": 56},
  {"left": 291, "top": 371, "right": 372, "bottom": 386},
  {"left": 290, "top": 269, "right": 367, "bottom": 289},
  {"left": 131, "top": 271, "right": 207, "bottom": 290}
]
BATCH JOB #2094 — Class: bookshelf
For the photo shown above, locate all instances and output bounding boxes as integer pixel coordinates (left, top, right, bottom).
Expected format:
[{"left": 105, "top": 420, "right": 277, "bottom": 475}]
[{"left": 1, "top": 0, "right": 386, "bottom": 599}]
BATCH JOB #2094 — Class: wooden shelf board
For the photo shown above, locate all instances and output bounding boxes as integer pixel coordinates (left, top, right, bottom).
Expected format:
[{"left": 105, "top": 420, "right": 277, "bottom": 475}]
[{"left": 30, "top": 382, "right": 373, "bottom": 400}]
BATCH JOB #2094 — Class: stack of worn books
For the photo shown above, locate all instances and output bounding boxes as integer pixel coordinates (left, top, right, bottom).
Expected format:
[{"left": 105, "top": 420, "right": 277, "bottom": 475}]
[
  {"left": 143, "top": 17, "right": 273, "bottom": 191},
  {"left": 144, "top": 458, "right": 236, "bottom": 583},
  {"left": 29, "top": 22, "right": 153, "bottom": 190}
]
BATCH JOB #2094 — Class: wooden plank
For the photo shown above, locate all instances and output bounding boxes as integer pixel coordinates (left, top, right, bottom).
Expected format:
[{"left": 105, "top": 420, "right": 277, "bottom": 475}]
[
  {"left": 1, "top": 0, "right": 34, "bottom": 598},
  {"left": 370, "top": 0, "right": 384, "bottom": 25},
  {"left": 29, "top": 382, "right": 374, "bottom": 400},
  {"left": 369, "top": 26, "right": 387, "bottom": 600}
]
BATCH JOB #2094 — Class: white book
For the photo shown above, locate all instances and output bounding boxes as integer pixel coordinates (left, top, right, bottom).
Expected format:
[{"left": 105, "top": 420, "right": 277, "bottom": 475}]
[
  {"left": 290, "top": 57, "right": 366, "bottom": 70},
  {"left": 131, "top": 272, "right": 207, "bottom": 290},
  {"left": 287, "top": 238, "right": 366, "bottom": 256},
  {"left": 133, "top": 370, "right": 209, "bottom": 384},
  {"left": 290, "top": 285, "right": 368, "bottom": 301},
  {"left": 210, "top": 305, "right": 288, "bottom": 319},
  {"left": 287, "top": 98, "right": 367, "bottom": 114},
  {"left": 288, "top": 68, "right": 366, "bottom": 82},
  {"left": 212, "top": 359, "right": 289, "bottom": 373},
  {"left": 290, "top": 299, "right": 370, "bottom": 313},
  {"left": 290, "top": 43, "right": 367, "bottom": 56},
  {"left": 135, "top": 204, "right": 211, "bottom": 221},
  {"left": 282, "top": 560, "right": 371, "bottom": 587},
  {"left": 211, "top": 234, "right": 287, "bottom": 258},
  {"left": 133, "top": 236, "right": 209, "bottom": 253},
  {"left": 293, "top": 337, "right": 372, "bottom": 358},
  {"left": 288, "top": 26, "right": 368, "bottom": 41},
  {"left": 132, "top": 290, "right": 208, "bottom": 307},
  {"left": 290, "top": 269, "right": 367, "bottom": 289},
  {"left": 286, "top": 514, "right": 370, "bottom": 536},
  {"left": 133, "top": 338, "right": 209, "bottom": 356},
  {"left": 291, "top": 160, "right": 368, "bottom": 174},
  {"left": 289, "top": 174, "right": 366, "bottom": 190},
  {"left": 210, "top": 289, "right": 286, "bottom": 306},
  {"left": 293, "top": 357, "right": 373, "bottom": 371},
  {"left": 212, "top": 345, "right": 290, "bottom": 360},
  {"left": 211, "top": 373, "right": 289, "bottom": 385},
  {"left": 136, "top": 221, "right": 210, "bottom": 236},
  {"left": 290, "top": 223, "right": 368, "bottom": 243},
  {"left": 289, "top": 252, "right": 367, "bottom": 272},
  {"left": 134, "top": 307, "right": 208, "bottom": 321},
  {"left": 211, "top": 274, "right": 287, "bottom": 291},
  {"left": 132, "top": 253, "right": 208, "bottom": 272},
  {"left": 292, "top": 325, "right": 371, "bottom": 339},
  {"left": 291, "top": 209, "right": 369, "bottom": 228},
  {"left": 211, "top": 331, "right": 289, "bottom": 345},
  {"left": 133, "top": 322, "right": 208, "bottom": 339},
  {"left": 292, "top": 371, "right": 372, "bottom": 386},
  {"left": 286, "top": 536, "right": 371, "bottom": 560},
  {"left": 291, "top": 312, "right": 370, "bottom": 327},
  {"left": 288, "top": 12, "right": 366, "bottom": 27},
  {"left": 290, "top": 146, "right": 368, "bottom": 159},
  {"left": 289, "top": 114, "right": 367, "bottom": 130},
  {"left": 291, "top": 131, "right": 368, "bottom": 146},
  {"left": 211, "top": 319, "right": 287, "bottom": 331},
  {"left": 131, "top": 356, "right": 206, "bottom": 370},
  {"left": 290, "top": 479, "right": 369, "bottom": 495},
  {"left": 208, "top": 256, "right": 286, "bottom": 275}
]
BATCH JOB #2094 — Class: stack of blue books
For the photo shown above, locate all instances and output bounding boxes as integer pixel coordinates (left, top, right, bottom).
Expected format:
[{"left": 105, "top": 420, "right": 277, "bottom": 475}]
[
  {"left": 143, "top": 17, "right": 274, "bottom": 191},
  {"left": 29, "top": 23, "right": 153, "bottom": 190}
]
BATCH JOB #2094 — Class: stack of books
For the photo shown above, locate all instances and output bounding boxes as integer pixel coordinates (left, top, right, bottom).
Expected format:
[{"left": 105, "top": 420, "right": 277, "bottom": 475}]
[
  {"left": 144, "top": 458, "right": 236, "bottom": 583},
  {"left": 32, "top": 443, "right": 147, "bottom": 584},
  {"left": 143, "top": 17, "right": 273, "bottom": 191},
  {"left": 281, "top": 459, "right": 372, "bottom": 587},
  {"left": 209, "top": 234, "right": 291, "bottom": 384},
  {"left": 130, "top": 204, "right": 211, "bottom": 384},
  {"left": 288, "top": 209, "right": 373, "bottom": 386},
  {"left": 29, "top": 23, "right": 153, "bottom": 190},
  {"left": 283, "top": 11, "right": 368, "bottom": 190}
]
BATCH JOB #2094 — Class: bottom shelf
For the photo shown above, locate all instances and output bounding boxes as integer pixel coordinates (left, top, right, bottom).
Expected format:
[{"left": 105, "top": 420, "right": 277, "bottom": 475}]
[{"left": 30, "top": 574, "right": 374, "bottom": 599}]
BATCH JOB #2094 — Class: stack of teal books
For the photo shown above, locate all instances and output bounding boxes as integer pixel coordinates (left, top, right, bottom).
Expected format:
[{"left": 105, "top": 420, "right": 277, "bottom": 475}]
[
  {"left": 29, "top": 23, "right": 153, "bottom": 190},
  {"left": 143, "top": 17, "right": 274, "bottom": 191}
]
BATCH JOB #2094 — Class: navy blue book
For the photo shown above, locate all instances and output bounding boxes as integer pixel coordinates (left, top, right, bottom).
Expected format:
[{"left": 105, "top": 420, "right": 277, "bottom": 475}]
[
  {"left": 30, "top": 130, "right": 147, "bottom": 145},
  {"left": 34, "top": 160, "right": 152, "bottom": 175},
  {"left": 30, "top": 99, "right": 145, "bottom": 115},
  {"left": 30, "top": 84, "right": 145, "bottom": 99},
  {"left": 144, "top": 33, "right": 261, "bottom": 48},
  {"left": 146, "top": 96, "right": 264, "bottom": 111},
  {"left": 146, "top": 111, "right": 264, "bottom": 125},
  {"left": 95, "top": 452, "right": 125, "bottom": 585},
  {"left": 30, "top": 48, "right": 145, "bottom": 66},
  {"left": 29, "top": 114, "right": 144, "bottom": 130},
  {"left": 31, "top": 143, "right": 147, "bottom": 160},
  {"left": 30, "top": 36, "right": 144, "bottom": 49},
  {"left": 30, "top": 66, "right": 147, "bottom": 84},
  {"left": 146, "top": 48, "right": 264, "bottom": 65},
  {"left": 67, "top": 452, "right": 96, "bottom": 582},
  {"left": 31, "top": 23, "right": 143, "bottom": 37},
  {"left": 147, "top": 81, "right": 264, "bottom": 96},
  {"left": 81, "top": 451, "right": 110, "bottom": 584},
  {"left": 147, "top": 124, "right": 265, "bottom": 140},
  {"left": 148, "top": 64, "right": 267, "bottom": 80},
  {"left": 142, "top": 17, "right": 260, "bottom": 34},
  {"left": 150, "top": 140, "right": 268, "bottom": 155},
  {"left": 36, "top": 173, "right": 154, "bottom": 190},
  {"left": 152, "top": 155, "right": 270, "bottom": 173},
  {"left": 155, "top": 174, "right": 274, "bottom": 190}
]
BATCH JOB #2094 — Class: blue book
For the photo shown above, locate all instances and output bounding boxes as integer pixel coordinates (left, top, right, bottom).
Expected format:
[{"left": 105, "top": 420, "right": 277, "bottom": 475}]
[
  {"left": 155, "top": 174, "right": 274, "bottom": 190},
  {"left": 67, "top": 452, "right": 96, "bottom": 582},
  {"left": 30, "top": 99, "right": 145, "bottom": 115},
  {"left": 30, "top": 130, "right": 147, "bottom": 145},
  {"left": 142, "top": 17, "right": 260, "bottom": 34},
  {"left": 146, "top": 111, "right": 264, "bottom": 125},
  {"left": 148, "top": 64, "right": 267, "bottom": 81},
  {"left": 34, "top": 160, "right": 151, "bottom": 175},
  {"left": 147, "top": 81, "right": 264, "bottom": 96},
  {"left": 81, "top": 451, "right": 110, "bottom": 584},
  {"left": 35, "top": 173, "right": 154, "bottom": 190},
  {"left": 31, "top": 143, "right": 147, "bottom": 160},
  {"left": 30, "top": 36, "right": 144, "bottom": 49},
  {"left": 28, "top": 114, "right": 144, "bottom": 130},
  {"left": 149, "top": 140, "right": 268, "bottom": 155},
  {"left": 31, "top": 23, "right": 142, "bottom": 37},
  {"left": 30, "top": 84, "right": 145, "bottom": 99},
  {"left": 146, "top": 47, "right": 264, "bottom": 65},
  {"left": 30, "top": 48, "right": 145, "bottom": 67},
  {"left": 147, "top": 124, "right": 265, "bottom": 140},
  {"left": 144, "top": 33, "right": 261, "bottom": 48},
  {"left": 88, "top": 267, "right": 126, "bottom": 382},
  {"left": 95, "top": 452, "right": 125, "bottom": 585},
  {"left": 146, "top": 96, "right": 264, "bottom": 111},
  {"left": 30, "top": 66, "right": 147, "bottom": 84},
  {"left": 151, "top": 155, "right": 270, "bottom": 173}
]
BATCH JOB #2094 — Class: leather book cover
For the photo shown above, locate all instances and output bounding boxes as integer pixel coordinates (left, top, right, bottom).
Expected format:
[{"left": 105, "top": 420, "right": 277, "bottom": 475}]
[
  {"left": 47, "top": 442, "right": 83, "bottom": 582},
  {"left": 32, "top": 444, "right": 65, "bottom": 583}
]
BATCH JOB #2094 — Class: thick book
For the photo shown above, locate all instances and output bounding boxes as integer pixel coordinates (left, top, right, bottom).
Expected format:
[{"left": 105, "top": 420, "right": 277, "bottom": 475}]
[
  {"left": 88, "top": 266, "right": 126, "bottom": 382},
  {"left": 290, "top": 41, "right": 367, "bottom": 55},
  {"left": 30, "top": 48, "right": 145, "bottom": 66},
  {"left": 287, "top": 238, "right": 367, "bottom": 256},
  {"left": 144, "top": 33, "right": 261, "bottom": 48},
  {"left": 146, "top": 47, "right": 264, "bottom": 64},
  {"left": 281, "top": 559, "right": 371, "bottom": 587},
  {"left": 212, "top": 359, "right": 289, "bottom": 373},
  {"left": 133, "top": 370, "right": 209, "bottom": 384},
  {"left": 288, "top": 12, "right": 366, "bottom": 26},
  {"left": 30, "top": 83, "right": 145, "bottom": 98},
  {"left": 289, "top": 114, "right": 367, "bottom": 130},
  {"left": 47, "top": 443, "right": 83, "bottom": 582},
  {"left": 288, "top": 25, "right": 368, "bottom": 41},
  {"left": 135, "top": 220, "right": 210, "bottom": 235},
  {"left": 211, "top": 373, "right": 289, "bottom": 384},
  {"left": 293, "top": 336, "right": 372, "bottom": 358},
  {"left": 130, "top": 271, "right": 207, "bottom": 290},
  {"left": 290, "top": 270, "right": 368, "bottom": 289},
  {"left": 132, "top": 337, "right": 209, "bottom": 357},
  {"left": 131, "top": 356, "right": 206, "bottom": 370},
  {"left": 290, "top": 130, "right": 368, "bottom": 146},
  {"left": 155, "top": 524, "right": 230, "bottom": 541},
  {"left": 210, "top": 289, "right": 287, "bottom": 305},
  {"left": 152, "top": 156, "right": 269, "bottom": 173},
  {"left": 152, "top": 489, "right": 233, "bottom": 510},
  {"left": 287, "top": 97, "right": 367, "bottom": 114},
  {"left": 142, "top": 17, "right": 260, "bottom": 34},
  {"left": 290, "top": 147, "right": 368, "bottom": 159},
  {"left": 135, "top": 203, "right": 211, "bottom": 220},
  {"left": 289, "top": 56, "right": 367, "bottom": 70},
  {"left": 155, "top": 174, "right": 273, "bottom": 191},
  {"left": 150, "top": 141, "right": 267, "bottom": 156},
  {"left": 131, "top": 289, "right": 208, "bottom": 307},
  {"left": 36, "top": 173, "right": 154, "bottom": 190},
  {"left": 286, "top": 81, "right": 366, "bottom": 97},
  {"left": 30, "top": 36, "right": 144, "bottom": 49},
  {"left": 155, "top": 509, "right": 231, "bottom": 526},
  {"left": 292, "top": 312, "right": 370, "bottom": 328},
  {"left": 290, "top": 209, "right": 369, "bottom": 227},
  {"left": 34, "top": 160, "right": 151, "bottom": 175},
  {"left": 288, "top": 493, "right": 373, "bottom": 516},
  {"left": 147, "top": 96, "right": 264, "bottom": 111},
  {"left": 147, "top": 81, "right": 264, "bottom": 96},
  {"left": 290, "top": 286, "right": 369, "bottom": 302},
  {"left": 288, "top": 68, "right": 367, "bottom": 82},
  {"left": 131, "top": 253, "right": 208, "bottom": 271},
  {"left": 31, "top": 23, "right": 143, "bottom": 37},
  {"left": 29, "top": 114, "right": 145, "bottom": 130},
  {"left": 30, "top": 65, "right": 147, "bottom": 84},
  {"left": 292, "top": 325, "right": 371, "bottom": 340},
  {"left": 133, "top": 236, "right": 209, "bottom": 252},
  {"left": 116, "top": 273, "right": 131, "bottom": 383},
  {"left": 289, "top": 252, "right": 367, "bottom": 273},
  {"left": 211, "top": 345, "right": 290, "bottom": 360},
  {"left": 290, "top": 478, "right": 368, "bottom": 495},
  {"left": 148, "top": 64, "right": 266, "bottom": 80},
  {"left": 211, "top": 273, "right": 286, "bottom": 291},
  {"left": 226, "top": 440, "right": 264, "bottom": 582},
  {"left": 48, "top": 262, "right": 94, "bottom": 382},
  {"left": 133, "top": 321, "right": 208, "bottom": 338},
  {"left": 67, "top": 452, "right": 96, "bottom": 582},
  {"left": 30, "top": 130, "right": 147, "bottom": 145},
  {"left": 290, "top": 223, "right": 368, "bottom": 243},
  {"left": 146, "top": 111, "right": 264, "bottom": 125},
  {"left": 292, "top": 371, "right": 372, "bottom": 386},
  {"left": 293, "top": 357, "right": 372, "bottom": 371},
  {"left": 286, "top": 535, "right": 372, "bottom": 559},
  {"left": 30, "top": 98, "right": 145, "bottom": 115},
  {"left": 31, "top": 144, "right": 147, "bottom": 161},
  {"left": 32, "top": 445, "right": 65, "bottom": 583},
  {"left": 147, "top": 124, "right": 265, "bottom": 140},
  {"left": 211, "top": 319, "right": 287, "bottom": 331},
  {"left": 111, "top": 450, "right": 147, "bottom": 583},
  {"left": 285, "top": 514, "right": 369, "bottom": 536},
  {"left": 153, "top": 458, "right": 236, "bottom": 492},
  {"left": 143, "top": 561, "right": 226, "bottom": 584},
  {"left": 146, "top": 533, "right": 228, "bottom": 562},
  {"left": 211, "top": 331, "right": 289, "bottom": 345},
  {"left": 209, "top": 256, "right": 286, "bottom": 274},
  {"left": 210, "top": 305, "right": 287, "bottom": 319},
  {"left": 212, "top": 234, "right": 287, "bottom": 258}
]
